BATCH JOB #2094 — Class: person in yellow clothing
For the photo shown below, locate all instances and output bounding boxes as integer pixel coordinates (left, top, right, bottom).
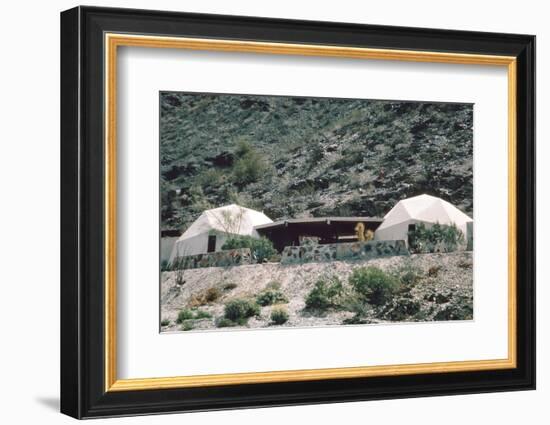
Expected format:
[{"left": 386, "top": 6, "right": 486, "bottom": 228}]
[{"left": 354, "top": 222, "right": 374, "bottom": 242}]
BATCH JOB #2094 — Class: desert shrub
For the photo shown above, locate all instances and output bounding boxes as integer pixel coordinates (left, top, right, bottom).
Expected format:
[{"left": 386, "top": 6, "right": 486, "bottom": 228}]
[
  {"left": 170, "top": 256, "right": 189, "bottom": 286},
  {"left": 340, "top": 295, "right": 371, "bottom": 317},
  {"left": 215, "top": 317, "right": 237, "bottom": 328},
  {"left": 187, "top": 185, "right": 213, "bottom": 217},
  {"left": 270, "top": 308, "right": 289, "bottom": 325},
  {"left": 381, "top": 297, "right": 422, "bottom": 321},
  {"left": 433, "top": 296, "right": 473, "bottom": 321},
  {"left": 332, "top": 149, "right": 364, "bottom": 169},
  {"left": 222, "top": 282, "right": 238, "bottom": 291},
  {"left": 427, "top": 266, "right": 441, "bottom": 277},
  {"left": 234, "top": 139, "right": 253, "bottom": 157},
  {"left": 188, "top": 293, "right": 206, "bottom": 308},
  {"left": 224, "top": 298, "right": 261, "bottom": 322},
  {"left": 194, "top": 310, "right": 213, "bottom": 319},
  {"left": 232, "top": 142, "right": 267, "bottom": 186},
  {"left": 221, "top": 235, "right": 277, "bottom": 263},
  {"left": 188, "top": 287, "right": 221, "bottom": 307},
  {"left": 349, "top": 266, "right": 400, "bottom": 306},
  {"left": 393, "top": 262, "right": 423, "bottom": 286},
  {"left": 177, "top": 308, "right": 212, "bottom": 324},
  {"left": 205, "top": 287, "right": 221, "bottom": 302},
  {"left": 256, "top": 290, "right": 288, "bottom": 306},
  {"left": 197, "top": 168, "right": 226, "bottom": 191},
  {"left": 412, "top": 309, "right": 430, "bottom": 322},
  {"left": 408, "top": 222, "right": 465, "bottom": 253},
  {"left": 176, "top": 309, "right": 195, "bottom": 323},
  {"left": 290, "top": 180, "right": 316, "bottom": 196},
  {"left": 305, "top": 275, "right": 344, "bottom": 312},
  {"left": 265, "top": 281, "right": 281, "bottom": 290},
  {"left": 160, "top": 319, "right": 170, "bottom": 327},
  {"left": 308, "top": 143, "right": 324, "bottom": 168},
  {"left": 400, "top": 269, "right": 420, "bottom": 285},
  {"left": 181, "top": 321, "right": 194, "bottom": 331},
  {"left": 226, "top": 188, "right": 265, "bottom": 212},
  {"left": 174, "top": 268, "right": 185, "bottom": 286}
]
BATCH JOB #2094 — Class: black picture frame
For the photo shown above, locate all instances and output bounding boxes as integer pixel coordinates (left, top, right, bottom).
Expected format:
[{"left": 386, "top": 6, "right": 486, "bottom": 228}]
[{"left": 60, "top": 5, "right": 535, "bottom": 419}]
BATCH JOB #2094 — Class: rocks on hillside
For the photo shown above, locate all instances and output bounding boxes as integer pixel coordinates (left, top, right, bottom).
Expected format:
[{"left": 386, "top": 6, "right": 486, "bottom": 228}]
[{"left": 160, "top": 93, "right": 473, "bottom": 231}]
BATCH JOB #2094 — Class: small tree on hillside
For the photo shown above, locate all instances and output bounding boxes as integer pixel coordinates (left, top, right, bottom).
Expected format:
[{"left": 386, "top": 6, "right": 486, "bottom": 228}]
[{"left": 232, "top": 140, "right": 268, "bottom": 187}]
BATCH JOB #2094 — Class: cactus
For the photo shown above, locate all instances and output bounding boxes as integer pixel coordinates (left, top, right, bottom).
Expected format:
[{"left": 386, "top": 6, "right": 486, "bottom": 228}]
[{"left": 354, "top": 222, "right": 366, "bottom": 241}]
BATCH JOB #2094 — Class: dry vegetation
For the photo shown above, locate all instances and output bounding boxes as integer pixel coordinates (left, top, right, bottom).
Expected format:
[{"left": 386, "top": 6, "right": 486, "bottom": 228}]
[{"left": 161, "top": 252, "right": 473, "bottom": 332}]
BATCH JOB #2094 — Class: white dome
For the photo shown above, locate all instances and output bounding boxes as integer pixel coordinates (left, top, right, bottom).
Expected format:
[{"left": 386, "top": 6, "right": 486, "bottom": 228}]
[
  {"left": 169, "top": 204, "right": 272, "bottom": 260},
  {"left": 375, "top": 194, "right": 473, "bottom": 243}
]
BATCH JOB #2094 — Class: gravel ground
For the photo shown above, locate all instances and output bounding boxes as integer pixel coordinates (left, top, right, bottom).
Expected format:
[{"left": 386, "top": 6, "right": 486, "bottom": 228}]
[{"left": 160, "top": 251, "right": 473, "bottom": 333}]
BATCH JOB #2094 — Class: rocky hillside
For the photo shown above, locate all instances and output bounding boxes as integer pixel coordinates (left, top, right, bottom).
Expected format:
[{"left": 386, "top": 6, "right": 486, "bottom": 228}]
[
  {"left": 161, "top": 92, "right": 473, "bottom": 231},
  {"left": 160, "top": 252, "right": 473, "bottom": 332}
]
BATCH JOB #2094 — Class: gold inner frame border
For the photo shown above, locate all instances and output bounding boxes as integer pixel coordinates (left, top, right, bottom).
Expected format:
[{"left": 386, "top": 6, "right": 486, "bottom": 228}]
[{"left": 104, "top": 33, "right": 517, "bottom": 392}]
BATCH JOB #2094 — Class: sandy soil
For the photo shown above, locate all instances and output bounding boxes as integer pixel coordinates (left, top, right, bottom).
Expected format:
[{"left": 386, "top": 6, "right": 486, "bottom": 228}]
[{"left": 160, "top": 251, "right": 473, "bottom": 333}]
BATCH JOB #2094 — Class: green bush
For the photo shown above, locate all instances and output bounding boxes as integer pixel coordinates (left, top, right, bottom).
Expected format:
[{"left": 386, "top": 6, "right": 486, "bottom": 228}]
[
  {"left": 232, "top": 141, "right": 267, "bottom": 186},
  {"left": 160, "top": 319, "right": 170, "bottom": 327},
  {"left": 197, "top": 168, "right": 226, "bottom": 191},
  {"left": 234, "top": 139, "right": 253, "bottom": 157},
  {"left": 181, "top": 321, "right": 194, "bottom": 331},
  {"left": 381, "top": 298, "right": 421, "bottom": 321},
  {"left": 177, "top": 308, "right": 212, "bottom": 323},
  {"left": 176, "top": 309, "right": 195, "bottom": 323},
  {"left": 393, "top": 262, "right": 423, "bottom": 286},
  {"left": 340, "top": 296, "right": 370, "bottom": 318},
  {"left": 349, "top": 266, "right": 400, "bottom": 306},
  {"left": 194, "top": 310, "right": 213, "bottom": 319},
  {"left": 215, "top": 317, "right": 237, "bottom": 328},
  {"left": 408, "top": 222, "right": 465, "bottom": 253},
  {"left": 270, "top": 308, "right": 289, "bottom": 325},
  {"left": 305, "top": 275, "right": 344, "bottom": 312},
  {"left": 433, "top": 297, "right": 473, "bottom": 321},
  {"left": 256, "top": 290, "right": 288, "bottom": 306},
  {"left": 221, "top": 235, "right": 277, "bottom": 263},
  {"left": 224, "top": 298, "right": 261, "bottom": 322}
]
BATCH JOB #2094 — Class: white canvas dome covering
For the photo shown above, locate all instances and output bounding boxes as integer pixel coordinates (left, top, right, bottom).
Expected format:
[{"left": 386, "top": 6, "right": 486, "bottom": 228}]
[
  {"left": 374, "top": 194, "right": 473, "bottom": 249},
  {"left": 169, "top": 204, "right": 273, "bottom": 262}
]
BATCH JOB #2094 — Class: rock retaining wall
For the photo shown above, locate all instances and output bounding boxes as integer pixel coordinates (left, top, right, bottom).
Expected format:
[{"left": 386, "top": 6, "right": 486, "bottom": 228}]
[
  {"left": 281, "top": 240, "right": 408, "bottom": 264},
  {"left": 172, "top": 248, "right": 252, "bottom": 270}
]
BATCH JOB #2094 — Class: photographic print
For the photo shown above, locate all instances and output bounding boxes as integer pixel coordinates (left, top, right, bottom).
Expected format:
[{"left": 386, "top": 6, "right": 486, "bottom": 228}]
[{"left": 160, "top": 92, "right": 474, "bottom": 333}]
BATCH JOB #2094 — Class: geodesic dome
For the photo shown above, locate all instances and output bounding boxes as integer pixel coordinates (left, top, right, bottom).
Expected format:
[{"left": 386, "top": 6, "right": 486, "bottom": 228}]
[
  {"left": 169, "top": 204, "right": 273, "bottom": 261},
  {"left": 374, "top": 194, "right": 473, "bottom": 246}
]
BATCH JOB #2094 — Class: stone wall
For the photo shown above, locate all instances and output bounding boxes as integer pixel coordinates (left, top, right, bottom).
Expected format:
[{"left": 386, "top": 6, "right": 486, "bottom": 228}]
[
  {"left": 172, "top": 241, "right": 410, "bottom": 269},
  {"left": 281, "top": 240, "right": 408, "bottom": 265},
  {"left": 172, "top": 248, "right": 252, "bottom": 270}
]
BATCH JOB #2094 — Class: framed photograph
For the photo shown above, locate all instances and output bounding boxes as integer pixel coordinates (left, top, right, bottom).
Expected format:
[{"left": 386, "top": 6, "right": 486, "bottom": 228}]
[{"left": 60, "top": 6, "right": 535, "bottom": 419}]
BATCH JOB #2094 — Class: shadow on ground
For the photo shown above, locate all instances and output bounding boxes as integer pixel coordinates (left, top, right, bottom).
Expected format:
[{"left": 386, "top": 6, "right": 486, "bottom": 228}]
[{"left": 35, "top": 396, "right": 59, "bottom": 412}]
